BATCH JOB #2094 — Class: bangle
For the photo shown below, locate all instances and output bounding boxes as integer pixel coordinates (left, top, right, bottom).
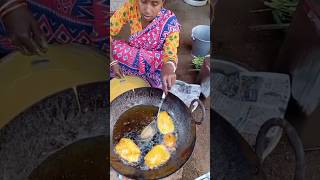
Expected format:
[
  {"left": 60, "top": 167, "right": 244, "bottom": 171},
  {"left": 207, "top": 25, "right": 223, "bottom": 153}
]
[
  {"left": 0, "top": 0, "right": 24, "bottom": 12},
  {"left": 1, "top": 2, "right": 26, "bottom": 18},
  {"left": 166, "top": 61, "right": 176, "bottom": 72},
  {"left": 110, "top": 60, "right": 118, "bottom": 67}
]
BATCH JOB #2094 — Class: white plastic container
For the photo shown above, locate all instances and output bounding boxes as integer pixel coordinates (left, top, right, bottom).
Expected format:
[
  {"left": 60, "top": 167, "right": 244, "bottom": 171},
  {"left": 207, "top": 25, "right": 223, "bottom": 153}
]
[
  {"left": 191, "top": 25, "right": 210, "bottom": 57},
  {"left": 184, "top": 0, "right": 208, "bottom": 7}
]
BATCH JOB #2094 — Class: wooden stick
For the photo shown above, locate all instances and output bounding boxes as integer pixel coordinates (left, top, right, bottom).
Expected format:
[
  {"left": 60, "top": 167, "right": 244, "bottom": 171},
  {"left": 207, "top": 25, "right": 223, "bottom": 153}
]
[
  {"left": 188, "top": 69, "right": 201, "bottom": 72},
  {"left": 249, "top": 23, "right": 290, "bottom": 31},
  {"left": 250, "top": 8, "right": 272, "bottom": 13}
]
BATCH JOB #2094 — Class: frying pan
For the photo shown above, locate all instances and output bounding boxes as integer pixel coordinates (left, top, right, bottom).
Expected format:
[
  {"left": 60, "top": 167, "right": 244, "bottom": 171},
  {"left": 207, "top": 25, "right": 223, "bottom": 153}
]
[
  {"left": 0, "top": 44, "right": 107, "bottom": 128},
  {"left": 0, "top": 44, "right": 109, "bottom": 179},
  {"left": 110, "top": 87, "right": 205, "bottom": 180},
  {"left": 212, "top": 109, "right": 265, "bottom": 180},
  {"left": 212, "top": 109, "right": 305, "bottom": 180}
]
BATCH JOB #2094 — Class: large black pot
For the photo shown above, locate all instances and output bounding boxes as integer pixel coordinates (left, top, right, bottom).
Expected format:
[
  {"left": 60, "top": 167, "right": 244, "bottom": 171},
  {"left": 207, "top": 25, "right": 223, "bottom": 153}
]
[
  {"left": 212, "top": 110, "right": 265, "bottom": 180},
  {"left": 0, "top": 82, "right": 109, "bottom": 179},
  {"left": 212, "top": 109, "right": 305, "bottom": 180},
  {"left": 110, "top": 87, "right": 205, "bottom": 179}
]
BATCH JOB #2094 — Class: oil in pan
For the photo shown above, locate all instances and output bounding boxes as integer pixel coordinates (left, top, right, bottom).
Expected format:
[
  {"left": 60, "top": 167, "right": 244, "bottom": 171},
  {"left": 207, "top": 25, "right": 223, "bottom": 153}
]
[{"left": 113, "top": 105, "right": 178, "bottom": 170}]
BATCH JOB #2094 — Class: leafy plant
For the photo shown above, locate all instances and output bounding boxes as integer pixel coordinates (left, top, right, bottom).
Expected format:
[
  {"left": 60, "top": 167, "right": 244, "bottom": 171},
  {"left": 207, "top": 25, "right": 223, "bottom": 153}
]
[
  {"left": 192, "top": 56, "right": 205, "bottom": 70},
  {"left": 264, "top": 0, "right": 298, "bottom": 23}
]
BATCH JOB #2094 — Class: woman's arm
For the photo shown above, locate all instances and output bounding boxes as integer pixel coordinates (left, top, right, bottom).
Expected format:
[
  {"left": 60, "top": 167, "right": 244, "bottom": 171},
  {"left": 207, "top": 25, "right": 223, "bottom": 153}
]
[
  {"left": 161, "top": 31, "right": 180, "bottom": 93},
  {"left": 110, "top": 1, "right": 132, "bottom": 41},
  {"left": 110, "top": 1, "right": 133, "bottom": 78},
  {"left": 0, "top": 0, "right": 47, "bottom": 55},
  {"left": 162, "top": 32, "right": 180, "bottom": 70}
]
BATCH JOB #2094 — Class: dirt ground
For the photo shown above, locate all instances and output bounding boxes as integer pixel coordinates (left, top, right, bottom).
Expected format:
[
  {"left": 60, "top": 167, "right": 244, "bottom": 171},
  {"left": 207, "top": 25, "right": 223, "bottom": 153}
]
[
  {"left": 214, "top": 0, "right": 320, "bottom": 179},
  {"left": 263, "top": 135, "right": 320, "bottom": 180}
]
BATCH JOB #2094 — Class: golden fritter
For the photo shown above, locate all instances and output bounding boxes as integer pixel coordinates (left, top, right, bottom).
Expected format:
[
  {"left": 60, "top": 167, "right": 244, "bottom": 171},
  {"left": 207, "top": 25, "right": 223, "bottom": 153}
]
[
  {"left": 163, "top": 133, "right": 177, "bottom": 149},
  {"left": 114, "top": 138, "right": 141, "bottom": 163},
  {"left": 144, "top": 145, "right": 170, "bottom": 169},
  {"left": 157, "top": 111, "right": 175, "bottom": 134}
]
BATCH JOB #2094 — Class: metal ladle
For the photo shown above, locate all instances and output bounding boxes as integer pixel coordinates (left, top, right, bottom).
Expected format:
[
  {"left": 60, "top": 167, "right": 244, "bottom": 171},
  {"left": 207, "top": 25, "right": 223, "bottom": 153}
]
[{"left": 140, "top": 91, "right": 166, "bottom": 141}]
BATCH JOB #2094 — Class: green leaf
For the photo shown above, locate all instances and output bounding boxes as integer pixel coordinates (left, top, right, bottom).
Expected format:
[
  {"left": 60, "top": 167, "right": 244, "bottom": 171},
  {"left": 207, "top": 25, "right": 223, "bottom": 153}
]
[{"left": 192, "top": 56, "right": 205, "bottom": 70}]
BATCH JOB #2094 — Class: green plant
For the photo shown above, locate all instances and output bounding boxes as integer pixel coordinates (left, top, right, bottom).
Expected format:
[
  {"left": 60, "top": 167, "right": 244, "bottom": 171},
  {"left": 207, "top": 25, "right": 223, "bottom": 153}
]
[
  {"left": 192, "top": 56, "right": 205, "bottom": 70},
  {"left": 264, "top": 0, "right": 298, "bottom": 23}
]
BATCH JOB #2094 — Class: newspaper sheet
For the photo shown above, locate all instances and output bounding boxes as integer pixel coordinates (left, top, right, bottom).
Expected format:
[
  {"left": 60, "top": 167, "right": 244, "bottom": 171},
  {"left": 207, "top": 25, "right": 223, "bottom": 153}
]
[
  {"left": 212, "top": 71, "right": 291, "bottom": 147},
  {"left": 170, "top": 80, "right": 202, "bottom": 108}
]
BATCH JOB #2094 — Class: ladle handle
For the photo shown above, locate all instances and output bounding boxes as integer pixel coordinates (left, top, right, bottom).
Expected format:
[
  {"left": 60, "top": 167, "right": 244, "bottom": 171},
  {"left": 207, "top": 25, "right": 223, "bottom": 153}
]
[
  {"left": 156, "top": 92, "right": 166, "bottom": 117},
  {"left": 189, "top": 99, "right": 205, "bottom": 125}
]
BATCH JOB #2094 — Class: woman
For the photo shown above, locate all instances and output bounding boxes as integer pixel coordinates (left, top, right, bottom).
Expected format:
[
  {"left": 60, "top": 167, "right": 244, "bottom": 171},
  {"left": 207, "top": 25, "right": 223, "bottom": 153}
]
[
  {"left": 110, "top": 0, "right": 181, "bottom": 93},
  {"left": 0, "top": 0, "right": 108, "bottom": 56}
]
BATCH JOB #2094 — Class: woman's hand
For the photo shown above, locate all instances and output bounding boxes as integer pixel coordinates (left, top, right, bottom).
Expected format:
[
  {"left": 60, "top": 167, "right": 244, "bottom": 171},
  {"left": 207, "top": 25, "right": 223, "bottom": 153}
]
[
  {"left": 111, "top": 63, "right": 124, "bottom": 79},
  {"left": 2, "top": 6, "right": 48, "bottom": 55},
  {"left": 161, "top": 63, "right": 176, "bottom": 94}
]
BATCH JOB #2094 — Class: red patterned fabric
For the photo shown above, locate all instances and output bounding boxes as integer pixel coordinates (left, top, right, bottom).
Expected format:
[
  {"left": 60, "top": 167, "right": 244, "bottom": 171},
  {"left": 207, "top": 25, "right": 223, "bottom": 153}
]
[{"left": 0, "top": 0, "right": 108, "bottom": 55}]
